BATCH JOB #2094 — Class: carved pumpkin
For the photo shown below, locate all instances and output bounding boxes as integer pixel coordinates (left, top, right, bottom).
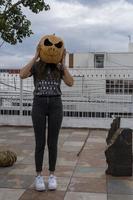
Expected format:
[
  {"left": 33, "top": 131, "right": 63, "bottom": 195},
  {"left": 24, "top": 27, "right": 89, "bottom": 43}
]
[
  {"left": 39, "top": 34, "right": 64, "bottom": 64},
  {"left": 0, "top": 150, "right": 17, "bottom": 167}
]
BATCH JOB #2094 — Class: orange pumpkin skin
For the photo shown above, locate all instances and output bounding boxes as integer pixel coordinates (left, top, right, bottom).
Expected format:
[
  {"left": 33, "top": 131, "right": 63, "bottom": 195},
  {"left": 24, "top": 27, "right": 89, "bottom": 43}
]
[{"left": 39, "top": 34, "right": 64, "bottom": 64}]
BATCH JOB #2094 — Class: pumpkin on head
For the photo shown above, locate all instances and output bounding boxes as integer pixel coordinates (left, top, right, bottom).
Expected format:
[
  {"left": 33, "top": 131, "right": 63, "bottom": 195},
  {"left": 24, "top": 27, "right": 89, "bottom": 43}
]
[{"left": 39, "top": 34, "right": 64, "bottom": 64}]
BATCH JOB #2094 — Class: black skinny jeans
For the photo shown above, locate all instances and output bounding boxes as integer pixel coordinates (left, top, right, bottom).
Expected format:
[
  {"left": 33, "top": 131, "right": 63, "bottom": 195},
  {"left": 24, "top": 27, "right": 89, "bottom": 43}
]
[{"left": 32, "top": 96, "right": 63, "bottom": 172}]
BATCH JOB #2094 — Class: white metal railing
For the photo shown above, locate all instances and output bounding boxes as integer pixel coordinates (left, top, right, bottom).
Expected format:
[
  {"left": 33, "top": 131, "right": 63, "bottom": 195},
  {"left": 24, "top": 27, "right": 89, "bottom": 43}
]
[{"left": 0, "top": 68, "right": 133, "bottom": 128}]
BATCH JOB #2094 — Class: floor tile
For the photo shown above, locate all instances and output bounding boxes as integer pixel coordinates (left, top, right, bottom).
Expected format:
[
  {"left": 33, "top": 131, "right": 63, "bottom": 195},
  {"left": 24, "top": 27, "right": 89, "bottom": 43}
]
[
  {"left": 19, "top": 189, "right": 65, "bottom": 200},
  {"left": 8, "top": 164, "right": 36, "bottom": 176},
  {"left": 63, "top": 141, "right": 84, "bottom": 147},
  {"left": 64, "top": 192, "right": 107, "bottom": 200},
  {"left": 0, "top": 188, "right": 25, "bottom": 200},
  {"left": 0, "top": 174, "right": 34, "bottom": 189},
  {"left": 57, "top": 158, "right": 77, "bottom": 167},
  {"left": 108, "top": 179, "right": 133, "bottom": 194},
  {"left": 73, "top": 166, "right": 106, "bottom": 178},
  {"left": 57, "top": 177, "right": 71, "bottom": 191},
  {"left": 87, "top": 137, "right": 105, "bottom": 143},
  {"left": 68, "top": 177, "right": 106, "bottom": 193},
  {"left": 107, "top": 194, "right": 133, "bottom": 200}
]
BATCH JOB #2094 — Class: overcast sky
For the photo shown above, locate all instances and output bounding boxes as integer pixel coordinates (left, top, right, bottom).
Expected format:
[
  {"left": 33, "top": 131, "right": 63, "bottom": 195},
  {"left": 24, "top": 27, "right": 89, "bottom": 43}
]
[{"left": 1, "top": 0, "right": 133, "bottom": 67}]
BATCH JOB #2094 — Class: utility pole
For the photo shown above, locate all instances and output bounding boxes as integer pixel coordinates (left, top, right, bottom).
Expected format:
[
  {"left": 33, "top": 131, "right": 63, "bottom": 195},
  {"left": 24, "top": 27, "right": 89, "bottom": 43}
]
[{"left": 128, "top": 35, "right": 131, "bottom": 43}]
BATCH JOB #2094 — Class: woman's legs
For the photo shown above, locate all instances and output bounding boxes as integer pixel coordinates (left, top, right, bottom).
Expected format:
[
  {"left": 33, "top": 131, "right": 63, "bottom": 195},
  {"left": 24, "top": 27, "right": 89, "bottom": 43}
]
[
  {"left": 32, "top": 97, "right": 47, "bottom": 174},
  {"left": 47, "top": 98, "right": 63, "bottom": 173}
]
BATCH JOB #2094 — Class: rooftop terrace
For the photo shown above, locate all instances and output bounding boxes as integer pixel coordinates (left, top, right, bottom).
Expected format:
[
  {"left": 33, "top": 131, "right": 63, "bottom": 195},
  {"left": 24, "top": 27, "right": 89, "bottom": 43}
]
[{"left": 0, "top": 126, "right": 132, "bottom": 200}]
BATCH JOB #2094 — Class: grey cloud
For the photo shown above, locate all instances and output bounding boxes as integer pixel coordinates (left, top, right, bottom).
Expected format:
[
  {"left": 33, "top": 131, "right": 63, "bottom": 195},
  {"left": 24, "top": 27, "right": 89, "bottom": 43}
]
[
  {"left": 126, "top": 0, "right": 133, "bottom": 3},
  {"left": 57, "top": 0, "right": 111, "bottom": 5},
  {"left": 62, "top": 24, "right": 130, "bottom": 52},
  {"left": 58, "top": 0, "right": 133, "bottom": 4}
]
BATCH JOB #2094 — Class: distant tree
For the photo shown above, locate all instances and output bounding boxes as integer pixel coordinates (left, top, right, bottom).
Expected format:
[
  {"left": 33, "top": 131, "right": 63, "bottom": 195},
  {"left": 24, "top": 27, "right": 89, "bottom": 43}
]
[{"left": 0, "top": 0, "right": 50, "bottom": 45}]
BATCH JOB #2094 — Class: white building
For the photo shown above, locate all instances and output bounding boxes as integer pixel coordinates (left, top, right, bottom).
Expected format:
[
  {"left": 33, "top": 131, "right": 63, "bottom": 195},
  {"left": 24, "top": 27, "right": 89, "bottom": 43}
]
[{"left": 61, "top": 43, "right": 133, "bottom": 125}]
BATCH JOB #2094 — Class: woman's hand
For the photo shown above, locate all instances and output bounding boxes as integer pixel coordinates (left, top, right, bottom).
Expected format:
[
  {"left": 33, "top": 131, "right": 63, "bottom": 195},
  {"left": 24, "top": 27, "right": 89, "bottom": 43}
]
[
  {"left": 61, "top": 48, "right": 66, "bottom": 65},
  {"left": 20, "top": 43, "right": 41, "bottom": 79},
  {"left": 57, "top": 49, "right": 67, "bottom": 71}
]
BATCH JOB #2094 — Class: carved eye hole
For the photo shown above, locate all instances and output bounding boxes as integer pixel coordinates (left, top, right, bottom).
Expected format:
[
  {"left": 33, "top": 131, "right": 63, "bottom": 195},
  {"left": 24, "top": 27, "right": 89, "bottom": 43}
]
[
  {"left": 44, "top": 39, "right": 53, "bottom": 46},
  {"left": 54, "top": 41, "right": 63, "bottom": 48}
]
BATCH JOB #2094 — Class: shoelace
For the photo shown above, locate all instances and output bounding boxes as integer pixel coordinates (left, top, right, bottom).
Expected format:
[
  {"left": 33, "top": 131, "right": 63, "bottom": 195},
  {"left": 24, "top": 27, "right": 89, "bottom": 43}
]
[
  {"left": 49, "top": 176, "right": 56, "bottom": 183},
  {"left": 37, "top": 176, "right": 44, "bottom": 184}
]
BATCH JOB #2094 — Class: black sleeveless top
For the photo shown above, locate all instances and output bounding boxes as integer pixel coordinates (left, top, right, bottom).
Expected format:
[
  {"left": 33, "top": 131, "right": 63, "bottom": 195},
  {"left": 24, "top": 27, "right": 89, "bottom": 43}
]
[{"left": 30, "top": 61, "right": 63, "bottom": 97}]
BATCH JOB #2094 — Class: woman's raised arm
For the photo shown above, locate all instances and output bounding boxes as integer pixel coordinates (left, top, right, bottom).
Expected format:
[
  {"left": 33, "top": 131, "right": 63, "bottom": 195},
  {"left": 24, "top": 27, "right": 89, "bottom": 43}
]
[
  {"left": 60, "top": 49, "right": 74, "bottom": 87},
  {"left": 19, "top": 45, "right": 40, "bottom": 79}
]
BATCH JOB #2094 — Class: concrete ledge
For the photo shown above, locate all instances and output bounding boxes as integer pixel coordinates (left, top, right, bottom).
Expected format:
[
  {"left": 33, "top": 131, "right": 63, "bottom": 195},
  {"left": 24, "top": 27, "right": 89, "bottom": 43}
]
[{"left": 0, "top": 116, "right": 133, "bottom": 129}]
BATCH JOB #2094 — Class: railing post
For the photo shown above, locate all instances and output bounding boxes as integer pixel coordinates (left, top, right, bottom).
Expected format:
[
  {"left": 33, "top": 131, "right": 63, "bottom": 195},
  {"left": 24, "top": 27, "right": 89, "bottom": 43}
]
[{"left": 20, "top": 78, "right": 23, "bottom": 116}]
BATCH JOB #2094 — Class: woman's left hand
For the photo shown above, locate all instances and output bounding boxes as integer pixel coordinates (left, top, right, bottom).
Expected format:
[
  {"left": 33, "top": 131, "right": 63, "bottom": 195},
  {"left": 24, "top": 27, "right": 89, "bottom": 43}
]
[
  {"left": 57, "top": 49, "right": 66, "bottom": 70},
  {"left": 61, "top": 49, "right": 66, "bottom": 65}
]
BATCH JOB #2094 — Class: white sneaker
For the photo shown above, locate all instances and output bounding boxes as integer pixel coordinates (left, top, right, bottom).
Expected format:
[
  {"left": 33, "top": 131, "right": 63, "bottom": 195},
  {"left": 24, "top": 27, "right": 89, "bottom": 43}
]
[
  {"left": 48, "top": 175, "right": 57, "bottom": 190},
  {"left": 35, "top": 175, "right": 45, "bottom": 191}
]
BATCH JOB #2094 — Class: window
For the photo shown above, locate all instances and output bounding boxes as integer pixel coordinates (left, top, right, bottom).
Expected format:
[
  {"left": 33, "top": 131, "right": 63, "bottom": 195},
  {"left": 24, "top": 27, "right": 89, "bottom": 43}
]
[
  {"left": 106, "top": 80, "right": 133, "bottom": 94},
  {"left": 94, "top": 54, "right": 104, "bottom": 68}
]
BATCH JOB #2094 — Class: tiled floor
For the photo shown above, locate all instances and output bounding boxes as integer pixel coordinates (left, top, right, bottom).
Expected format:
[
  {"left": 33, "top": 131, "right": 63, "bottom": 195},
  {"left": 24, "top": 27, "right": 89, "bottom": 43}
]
[{"left": 0, "top": 127, "right": 132, "bottom": 200}]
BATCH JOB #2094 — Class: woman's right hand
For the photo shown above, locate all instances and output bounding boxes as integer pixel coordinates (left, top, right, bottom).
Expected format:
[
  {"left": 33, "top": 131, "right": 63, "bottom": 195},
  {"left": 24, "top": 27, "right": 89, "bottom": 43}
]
[{"left": 20, "top": 42, "right": 41, "bottom": 79}]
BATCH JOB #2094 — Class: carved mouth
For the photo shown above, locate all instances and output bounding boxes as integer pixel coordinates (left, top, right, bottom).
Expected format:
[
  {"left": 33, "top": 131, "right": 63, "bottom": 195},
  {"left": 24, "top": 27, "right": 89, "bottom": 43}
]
[{"left": 44, "top": 51, "right": 58, "bottom": 57}]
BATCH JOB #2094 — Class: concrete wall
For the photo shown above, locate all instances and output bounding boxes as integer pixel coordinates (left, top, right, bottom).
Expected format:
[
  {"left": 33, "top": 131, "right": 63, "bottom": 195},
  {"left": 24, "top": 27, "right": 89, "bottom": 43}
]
[
  {"left": 0, "top": 115, "right": 133, "bottom": 129},
  {"left": 73, "top": 53, "right": 94, "bottom": 68},
  {"left": 105, "top": 53, "right": 133, "bottom": 68}
]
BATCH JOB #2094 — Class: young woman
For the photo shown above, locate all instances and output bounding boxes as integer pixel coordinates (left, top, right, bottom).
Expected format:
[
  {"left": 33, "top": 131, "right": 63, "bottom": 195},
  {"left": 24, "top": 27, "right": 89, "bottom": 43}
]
[{"left": 20, "top": 45, "right": 74, "bottom": 191}]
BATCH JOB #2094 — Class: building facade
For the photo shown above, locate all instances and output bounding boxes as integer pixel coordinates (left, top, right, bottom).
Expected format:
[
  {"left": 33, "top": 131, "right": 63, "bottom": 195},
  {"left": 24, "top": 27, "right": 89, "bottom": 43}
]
[{"left": 0, "top": 44, "right": 133, "bottom": 128}]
